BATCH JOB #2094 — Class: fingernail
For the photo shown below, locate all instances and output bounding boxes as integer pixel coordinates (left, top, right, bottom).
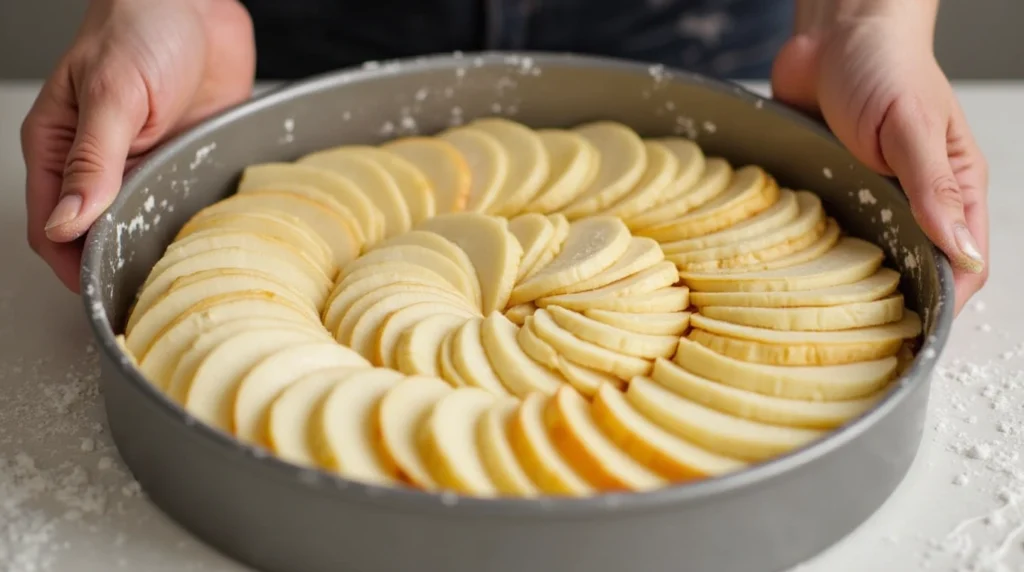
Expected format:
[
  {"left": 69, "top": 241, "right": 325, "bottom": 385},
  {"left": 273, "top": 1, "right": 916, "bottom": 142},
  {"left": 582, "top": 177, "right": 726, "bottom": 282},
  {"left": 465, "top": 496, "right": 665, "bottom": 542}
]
[
  {"left": 952, "top": 223, "right": 985, "bottom": 274},
  {"left": 45, "top": 194, "right": 83, "bottom": 232}
]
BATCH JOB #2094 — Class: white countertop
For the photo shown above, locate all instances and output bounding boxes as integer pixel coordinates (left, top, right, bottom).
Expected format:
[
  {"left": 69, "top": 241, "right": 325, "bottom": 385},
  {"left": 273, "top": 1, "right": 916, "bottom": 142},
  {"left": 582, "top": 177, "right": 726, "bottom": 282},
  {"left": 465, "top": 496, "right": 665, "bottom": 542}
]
[{"left": 2, "top": 80, "right": 1023, "bottom": 572}]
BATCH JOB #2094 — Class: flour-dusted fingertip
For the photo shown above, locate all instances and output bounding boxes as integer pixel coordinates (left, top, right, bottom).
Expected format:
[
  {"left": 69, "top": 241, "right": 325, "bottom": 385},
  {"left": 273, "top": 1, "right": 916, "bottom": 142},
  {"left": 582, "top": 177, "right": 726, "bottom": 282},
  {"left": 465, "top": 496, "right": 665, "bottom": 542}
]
[
  {"left": 44, "top": 194, "right": 82, "bottom": 235},
  {"left": 951, "top": 223, "right": 985, "bottom": 274}
]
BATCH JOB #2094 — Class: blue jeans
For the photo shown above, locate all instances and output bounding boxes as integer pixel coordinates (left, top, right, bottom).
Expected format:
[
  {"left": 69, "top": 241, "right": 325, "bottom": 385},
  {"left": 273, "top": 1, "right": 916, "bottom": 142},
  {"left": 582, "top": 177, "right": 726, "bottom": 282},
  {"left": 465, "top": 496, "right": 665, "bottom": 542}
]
[{"left": 242, "top": 0, "right": 794, "bottom": 80}]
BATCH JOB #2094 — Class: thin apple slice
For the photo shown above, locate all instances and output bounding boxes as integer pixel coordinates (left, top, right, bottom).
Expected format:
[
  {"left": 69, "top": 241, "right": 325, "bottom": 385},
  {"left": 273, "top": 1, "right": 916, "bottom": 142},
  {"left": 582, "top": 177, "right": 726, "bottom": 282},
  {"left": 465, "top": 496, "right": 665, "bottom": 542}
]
[
  {"left": 437, "top": 328, "right": 468, "bottom": 388},
  {"left": 659, "top": 188, "right": 800, "bottom": 256},
  {"left": 504, "top": 302, "right": 537, "bottom": 326},
  {"left": 525, "top": 129, "right": 598, "bottom": 213},
  {"left": 508, "top": 213, "right": 554, "bottom": 280},
  {"left": 450, "top": 317, "right": 512, "bottom": 397},
  {"left": 480, "top": 312, "right": 564, "bottom": 397},
  {"left": 438, "top": 125, "right": 509, "bottom": 213},
  {"left": 383, "top": 137, "right": 470, "bottom": 213},
  {"left": 688, "top": 268, "right": 901, "bottom": 308},
  {"left": 626, "top": 158, "right": 733, "bottom": 230},
  {"left": 546, "top": 305, "right": 678, "bottom": 360},
  {"left": 267, "top": 368, "right": 353, "bottom": 467},
  {"left": 349, "top": 291, "right": 479, "bottom": 361},
  {"left": 517, "top": 317, "right": 625, "bottom": 397},
  {"left": 509, "top": 216, "right": 632, "bottom": 306},
  {"left": 598, "top": 140, "right": 679, "bottom": 220},
  {"left": 376, "top": 301, "right": 478, "bottom": 368},
  {"left": 627, "top": 376, "right": 826, "bottom": 461},
  {"left": 310, "top": 145, "right": 436, "bottom": 224},
  {"left": 312, "top": 368, "right": 404, "bottom": 485},
  {"left": 160, "top": 228, "right": 331, "bottom": 283},
  {"left": 416, "top": 213, "right": 523, "bottom": 314},
  {"left": 690, "top": 311, "right": 921, "bottom": 345},
  {"left": 478, "top": 400, "right": 540, "bottom": 497},
  {"left": 547, "top": 237, "right": 664, "bottom": 296},
  {"left": 233, "top": 343, "right": 371, "bottom": 444},
  {"left": 339, "top": 244, "right": 477, "bottom": 304},
  {"left": 394, "top": 314, "right": 469, "bottom": 377},
  {"left": 673, "top": 337, "right": 897, "bottom": 401},
  {"left": 237, "top": 162, "right": 382, "bottom": 243},
  {"left": 175, "top": 210, "right": 334, "bottom": 273},
  {"left": 650, "top": 358, "right": 886, "bottom": 430},
  {"left": 369, "top": 230, "right": 482, "bottom": 308},
  {"left": 181, "top": 327, "right": 326, "bottom": 425},
  {"left": 297, "top": 149, "right": 412, "bottom": 239},
  {"left": 508, "top": 393, "right": 594, "bottom": 495},
  {"left": 322, "top": 263, "right": 453, "bottom": 334},
  {"left": 138, "top": 291, "right": 325, "bottom": 389},
  {"left": 560, "top": 121, "right": 647, "bottom": 218},
  {"left": 698, "top": 294, "right": 904, "bottom": 331},
  {"left": 519, "top": 213, "right": 570, "bottom": 281},
  {"left": 126, "top": 269, "right": 319, "bottom": 357},
  {"left": 536, "top": 261, "right": 679, "bottom": 311},
  {"left": 378, "top": 376, "right": 453, "bottom": 489},
  {"left": 530, "top": 308, "right": 652, "bottom": 380},
  {"left": 466, "top": 118, "right": 550, "bottom": 216},
  {"left": 335, "top": 283, "right": 475, "bottom": 346},
  {"left": 418, "top": 387, "right": 499, "bottom": 496},
  {"left": 634, "top": 137, "right": 707, "bottom": 208},
  {"left": 591, "top": 383, "right": 746, "bottom": 480},
  {"left": 583, "top": 309, "right": 691, "bottom": 336},
  {"left": 687, "top": 329, "right": 903, "bottom": 366},
  {"left": 550, "top": 287, "right": 690, "bottom": 313},
  {"left": 546, "top": 386, "right": 665, "bottom": 491}
]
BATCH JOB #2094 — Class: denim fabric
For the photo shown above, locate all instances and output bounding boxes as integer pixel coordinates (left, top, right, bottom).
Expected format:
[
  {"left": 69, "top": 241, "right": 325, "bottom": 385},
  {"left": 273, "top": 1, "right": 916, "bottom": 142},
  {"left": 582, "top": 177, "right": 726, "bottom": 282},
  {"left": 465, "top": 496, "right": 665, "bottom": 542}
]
[{"left": 241, "top": 0, "right": 793, "bottom": 80}]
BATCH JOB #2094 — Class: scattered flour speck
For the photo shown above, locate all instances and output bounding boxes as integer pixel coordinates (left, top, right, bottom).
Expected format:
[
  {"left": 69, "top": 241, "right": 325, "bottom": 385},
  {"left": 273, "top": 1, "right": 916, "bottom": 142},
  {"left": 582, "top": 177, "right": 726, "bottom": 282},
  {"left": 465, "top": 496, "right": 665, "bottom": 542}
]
[
  {"left": 822, "top": 167, "right": 833, "bottom": 179},
  {"left": 857, "top": 189, "right": 878, "bottom": 205}
]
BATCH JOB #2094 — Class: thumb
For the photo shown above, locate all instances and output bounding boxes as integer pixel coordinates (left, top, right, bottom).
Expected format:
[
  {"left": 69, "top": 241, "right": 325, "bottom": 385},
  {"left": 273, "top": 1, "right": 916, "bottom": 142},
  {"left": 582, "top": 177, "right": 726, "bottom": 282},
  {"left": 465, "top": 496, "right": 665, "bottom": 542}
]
[
  {"left": 771, "top": 34, "right": 822, "bottom": 113},
  {"left": 44, "top": 69, "right": 148, "bottom": 243},
  {"left": 879, "top": 97, "right": 985, "bottom": 274}
]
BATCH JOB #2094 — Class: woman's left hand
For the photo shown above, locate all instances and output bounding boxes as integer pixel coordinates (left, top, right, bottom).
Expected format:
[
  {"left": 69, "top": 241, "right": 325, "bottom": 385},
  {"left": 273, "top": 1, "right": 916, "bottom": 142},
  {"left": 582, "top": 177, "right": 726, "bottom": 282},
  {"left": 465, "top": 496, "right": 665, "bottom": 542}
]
[{"left": 770, "top": 1, "right": 988, "bottom": 315}]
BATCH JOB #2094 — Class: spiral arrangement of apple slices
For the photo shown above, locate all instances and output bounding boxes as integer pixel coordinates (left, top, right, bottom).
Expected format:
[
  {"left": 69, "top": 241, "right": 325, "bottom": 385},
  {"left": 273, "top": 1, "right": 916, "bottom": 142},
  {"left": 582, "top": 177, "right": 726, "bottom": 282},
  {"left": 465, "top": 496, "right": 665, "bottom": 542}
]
[{"left": 119, "top": 117, "right": 922, "bottom": 497}]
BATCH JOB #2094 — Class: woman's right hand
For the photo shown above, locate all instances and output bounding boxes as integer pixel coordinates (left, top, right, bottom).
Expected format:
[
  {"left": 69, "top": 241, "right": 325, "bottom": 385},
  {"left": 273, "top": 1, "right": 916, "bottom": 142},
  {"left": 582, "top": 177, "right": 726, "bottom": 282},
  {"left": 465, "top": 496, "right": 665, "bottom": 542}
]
[{"left": 21, "top": 0, "right": 255, "bottom": 292}]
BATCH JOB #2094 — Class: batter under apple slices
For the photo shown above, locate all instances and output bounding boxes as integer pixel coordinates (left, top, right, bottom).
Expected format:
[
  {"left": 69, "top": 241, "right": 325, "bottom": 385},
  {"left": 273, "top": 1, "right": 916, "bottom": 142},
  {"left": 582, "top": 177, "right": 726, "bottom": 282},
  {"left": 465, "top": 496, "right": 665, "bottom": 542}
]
[{"left": 119, "top": 117, "right": 924, "bottom": 498}]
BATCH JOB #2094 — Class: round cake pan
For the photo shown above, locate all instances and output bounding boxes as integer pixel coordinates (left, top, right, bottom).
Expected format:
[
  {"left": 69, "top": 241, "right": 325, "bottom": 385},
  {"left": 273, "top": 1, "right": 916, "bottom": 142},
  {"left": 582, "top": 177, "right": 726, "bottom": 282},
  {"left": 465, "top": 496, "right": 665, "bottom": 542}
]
[{"left": 81, "top": 52, "right": 954, "bottom": 572}]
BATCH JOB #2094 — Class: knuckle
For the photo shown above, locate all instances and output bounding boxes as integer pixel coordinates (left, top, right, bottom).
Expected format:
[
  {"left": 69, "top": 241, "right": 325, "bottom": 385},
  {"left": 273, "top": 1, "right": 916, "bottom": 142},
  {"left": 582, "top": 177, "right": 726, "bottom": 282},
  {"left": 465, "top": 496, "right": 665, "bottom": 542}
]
[
  {"left": 81, "top": 64, "right": 146, "bottom": 109},
  {"left": 64, "top": 132, "right": 107, "bottom": 182},
  {"left": 928, "top": 175, "right": 964, "bottom": 209}
]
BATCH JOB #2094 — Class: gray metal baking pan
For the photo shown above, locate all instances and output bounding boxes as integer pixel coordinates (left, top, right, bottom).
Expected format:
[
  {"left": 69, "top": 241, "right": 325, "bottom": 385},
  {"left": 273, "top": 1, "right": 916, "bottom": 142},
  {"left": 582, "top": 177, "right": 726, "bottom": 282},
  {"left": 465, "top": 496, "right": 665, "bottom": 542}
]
[{"left": 80, "top": 52, "right": 954, "bottom": 572}]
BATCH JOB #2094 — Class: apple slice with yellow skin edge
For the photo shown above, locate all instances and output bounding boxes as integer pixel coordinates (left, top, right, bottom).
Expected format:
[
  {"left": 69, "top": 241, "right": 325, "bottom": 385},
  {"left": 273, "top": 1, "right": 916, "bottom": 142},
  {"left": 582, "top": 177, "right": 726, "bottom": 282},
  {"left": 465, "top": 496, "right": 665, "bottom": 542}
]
[
  {"left": 598, "top": 140, "right": 679, "bottom": 221},
  {"left": 181, "top": 327, "right": 329, "bottom": 430},
  {"left": 688, "top": 267, "right": 901, "bottom": 308},
  {"left": 687, "top": 329, "right": 903, "bottom": 366},
  {"left": 504, "top": 302, "right": 536, "bottom": 326},
  {"left": 394, "top": 314, "right": 469, "bottom": 378},
  {"left": 378, "top": 376, "right": 453, "bottom": 490},
  {"left": 678, "top": 215, "right": 826, "bottom": 273},
  {"left": 524, "top": 129, "right": 598, "bottom": 214},
  {"left": 304, "top": 145, "right": 436, "bottom": 224},
  {"left": 583, "top": 309, "right": 691, "bottom": 336},
  {"left": 237, "top": 162, "right": 383, "bottom": 243},
  {"left": 416, "top": 213, "right": 523, "bottom": 314},
  {"left": 322, "top": 264, "right": 453, "bottom": 334},
  {"left": 626, "top": 157, "right": 733, "bottom": 230},
  {"left": 336, "top": 284, "right": 476, "bottom": 347},
  {"left": 673, "top": 337, "right": 898, "bottom": 401},
  {"left": 680, "top": 236, "right": 885, "bottom": 293},
  {"left": 478, "top": 400, "right": 540, "bottom": 497},
  {"left": 508, "top": 213, "right": 554, "bottom": 280},
  {"left": 191, "top": 189, "right": 360, "bottom": 267},
  {"left": 297, "top": 149, "right": 412, "bottom": 239},
  {"left": 546, "top": 237, "right": 664, "bottom": 297},
  {"left": 480, "top": 312, "right": 564, "bottom": 398},
  {"left": 339, "top": 244, "right": 477, "bottom": 304},
  {"left": 349, "top": 291, "right": 480, "bottom": 361},
  {"left": 551, "top": 287, "right": 690, "bottom": 314},
  {"left": 125, "top": 270, "right": 320, "bottom": 357},
  {"left": 535, "top": 261, "right": 678, "bottom": 311},
  {"left": 690, "top": 309, "right": 921, "bottom": 346},
  {"left": 438, "top": 126, "right": 509, "bottom": 213},
  {"left": 418, "top": 387, "right": 500, "bottom": 496},
  {"left": 383, "top": 136, "right": 471, "bottom": 214},
  {"left": 517, "top": 316, "right": 621, "bottom": 397},
  {"left": 450, "top": 317, "right": 512, "bottom": 398},
  {"left": 311, "top": 368, "right": 404, "bottom": 485},
  {"left": 560, "top": 121, "right": 647, "bottom": 218},
  {"left": 685, "top": 216, "right": 840, "bottom": 277},
  {"left": 368, "top": 230, "right": 482, "bottom": 308},
  {"left": 232, "top": 342, "right": 371, "bottom": 444},
  {"left": 590, "top": 383, "right": 746, "bottom": 480},
  {"left": 627, "top": 376, "right": 826, "bottom": 462},
  {"left": 267, "top": 368, "right": 357, "bottom": 468},
  {"left": 649, "top": 357, "right": 887, "bottom": 430},
  {"left": 545, "top": 385, "right": 665, "bottom": 491},
  {"left": 138, "top": 291, "right": 326, "bottom": 390},
  {"left": 467, "top": 117, "right": 550, "bottom": 216},
  {"left": 175, "top": 210, "right": 335, "bottom": 274},
  {"left": 375, "top": 301, "right": 479, "bottom": 368},
  {"left": 530, "top": 308, "right": 652, "bottom": 380},
  {"left": 699, "top": 294, "right": 905, "bottom": 332},
  {"left": 546, "top": 305, "right": 678, "bottom": 360},
  {"left": 509, "top": 216, "right": 632, "bottom": 306},
  {"left": 508, "top": 393, "right": 594, "bottom": 496},
  {"left": 633, "top": 137, "right": 707, "bottom": 208},
  {"left": 519, "top": 213, "right": 570, "bottom": 282},
  {"left": 658, "top": 189, "right": 801, "bottom": 256},
  {"left": 437, "top": 328, "right": 469, "bottom": 388}
]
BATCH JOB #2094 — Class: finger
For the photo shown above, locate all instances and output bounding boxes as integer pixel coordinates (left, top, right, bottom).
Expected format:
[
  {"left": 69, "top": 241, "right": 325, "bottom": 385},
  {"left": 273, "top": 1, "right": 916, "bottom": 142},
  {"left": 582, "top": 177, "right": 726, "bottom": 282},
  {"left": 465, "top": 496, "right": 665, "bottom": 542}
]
[
  {"left": 877, "top": 96, "right": 985, "bottom": 276},
  {"left": 947, "top": 100, "right": 990, "bottom": 314},
  {"left": 44, "top": 65, "right": 148, "bottom": 243},
  {"left": 770, "top": 34, "right": 822, "bottom": 114}
]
